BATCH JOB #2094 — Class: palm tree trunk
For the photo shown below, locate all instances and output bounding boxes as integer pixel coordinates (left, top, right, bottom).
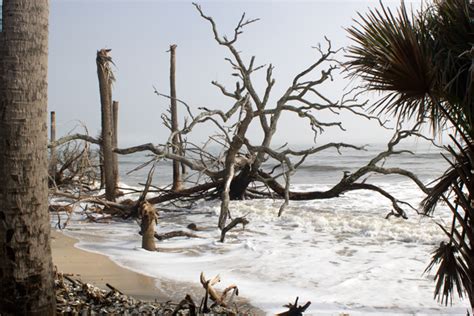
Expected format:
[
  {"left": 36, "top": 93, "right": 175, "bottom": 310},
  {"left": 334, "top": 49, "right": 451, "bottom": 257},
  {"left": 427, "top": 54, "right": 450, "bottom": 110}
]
[{"left": 0, "top": 0, "right": 56, "bottom": 314}]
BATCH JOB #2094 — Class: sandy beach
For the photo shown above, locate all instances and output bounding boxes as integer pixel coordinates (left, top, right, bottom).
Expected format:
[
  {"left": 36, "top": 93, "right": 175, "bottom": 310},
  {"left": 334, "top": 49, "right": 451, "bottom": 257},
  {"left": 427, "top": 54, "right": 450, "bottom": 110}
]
[
  {"left": 51, "top": 230, "right": 170, "bottom": 301},
  {"left": 50, "top": 229, "right": 264, "bottom": 314}
]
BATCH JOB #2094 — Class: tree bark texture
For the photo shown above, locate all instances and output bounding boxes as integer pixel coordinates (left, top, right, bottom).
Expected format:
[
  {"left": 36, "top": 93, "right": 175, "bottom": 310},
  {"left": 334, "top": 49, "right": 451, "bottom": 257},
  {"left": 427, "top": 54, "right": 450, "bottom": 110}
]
[
  {"left": 169, "top": 44, "right": 183, "bottom": 192},
  {"left": 0, "top": 0, "right": 56, "bottom": 314},
  {"left": 96, "top": 49, "right": 116, "bottom": 201}
]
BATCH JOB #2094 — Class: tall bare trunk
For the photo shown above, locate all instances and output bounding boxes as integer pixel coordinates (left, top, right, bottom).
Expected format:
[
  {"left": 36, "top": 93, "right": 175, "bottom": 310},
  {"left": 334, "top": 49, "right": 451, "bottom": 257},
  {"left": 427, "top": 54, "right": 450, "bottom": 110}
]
[
  {"left": 49, "top": 110, "right": 57, "bottom": 185},
  {"left": 0, "top": 0, "right": 56, "bottom": 314},
  {"left": 112, "top": 100, "right": 119, "bottom": 190},
  {"left": 96, "top": 49, "right": 116, "bottom": 201},
  {"left": 169, "top": 44, "right": 183, "bottom": 192}
]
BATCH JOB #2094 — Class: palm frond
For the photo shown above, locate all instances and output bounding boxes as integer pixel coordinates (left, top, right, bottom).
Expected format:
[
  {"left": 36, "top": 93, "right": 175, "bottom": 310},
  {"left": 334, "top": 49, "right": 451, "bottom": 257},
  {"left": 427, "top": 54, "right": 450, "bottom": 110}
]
[
  {"left": 345, "top": 2, "right": 438, "bottom": 127},
  {"left": 425, "top": 241, "right": 466, "bottom": 305},
  {"left": 422, "top": 165, "right": 458, "bottom": 215},
  {"left": 346, "top": 0, "right": 474, "bottom": 308},
  {"left": 426, "top": 0, "right": 474, "bottom": 137},
  {"left": 345, "top": 0, "right": 474, "bottom": 136},
  {"left": 425, "top": 133, "right": 474, "bottom": 307}
]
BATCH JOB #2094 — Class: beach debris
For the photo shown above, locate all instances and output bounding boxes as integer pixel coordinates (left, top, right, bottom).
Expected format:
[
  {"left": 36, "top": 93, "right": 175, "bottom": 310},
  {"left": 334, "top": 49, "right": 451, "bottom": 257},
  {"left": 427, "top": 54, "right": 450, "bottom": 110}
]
[
  {"left": 187, "top": 223, "right": 200, "bottom": 231},
  {"left": 220, "top": 217, "right": 249, "bottom": 243},
  {"left": 55, "top": 271, "right": 173, "bottom": 315},
  {"left": 49, "top": 204, "right": 73, "bottom": 213},
  {"left": 199, "top": 272, "right": 239, "bottom": 309},
  {"left": 172, "top": 294, "right": 197, "bottom": 316},
  {"left": 276, "top": 297, "right": 311, "bottom": 316},
  {"left": 55, "top": 271, "right": 244, "bottom": 315},
  {"left": 154, "top": 230, "right": 201, "bottom": 241},
  {"left": 140, "top": 201, "right": 158, "bottom": 251}
]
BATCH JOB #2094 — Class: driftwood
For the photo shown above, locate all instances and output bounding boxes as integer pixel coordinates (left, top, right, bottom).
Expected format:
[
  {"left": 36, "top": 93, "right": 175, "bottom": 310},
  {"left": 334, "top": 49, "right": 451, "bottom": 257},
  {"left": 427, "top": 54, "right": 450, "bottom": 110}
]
[
  {"left": 172, "top": 294, "right": 197, "bottom": 316},
  {"left": 146, "top": 180, "right": 222, "bottom": 205},
  {"left": 49, "top": 204, "right": 73, "bottom": 213},
  {"left": 276, "top": 297, "right": 311, "bottom": 316},
  {"left": 56, "top": 270, "right": 244, "bottom": 315},
  {"left": 48, "top": 133, "right": 100, "bottom": 148},
  {"left": 154, "top": 231, "right": 200, "bottom": 241},
  {"left": 199, "top": 272, "right": 238, "bottom": 308},
  {"left": 139, "top": 201, "right": 157, "bottom": 251},
  {"left": 46, "top": 4, "right": 442, "bottom": 248},
  {"left": 220, "top": 217, "right": 249, "bottom": 242}
]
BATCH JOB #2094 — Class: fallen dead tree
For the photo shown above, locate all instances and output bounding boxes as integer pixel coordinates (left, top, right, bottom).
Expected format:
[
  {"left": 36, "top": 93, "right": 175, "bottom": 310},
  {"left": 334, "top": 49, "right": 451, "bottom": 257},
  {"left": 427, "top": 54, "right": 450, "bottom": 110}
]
[{"left": 48, "top": 3, "right": 440, "bottom": 245}]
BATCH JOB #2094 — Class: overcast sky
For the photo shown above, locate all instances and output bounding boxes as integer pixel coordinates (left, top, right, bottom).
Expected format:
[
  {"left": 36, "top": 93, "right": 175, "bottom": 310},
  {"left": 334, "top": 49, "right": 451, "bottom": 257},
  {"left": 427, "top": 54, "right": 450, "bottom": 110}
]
[{"left": 49, "top": 0, "right": 428, "bottom": 147}]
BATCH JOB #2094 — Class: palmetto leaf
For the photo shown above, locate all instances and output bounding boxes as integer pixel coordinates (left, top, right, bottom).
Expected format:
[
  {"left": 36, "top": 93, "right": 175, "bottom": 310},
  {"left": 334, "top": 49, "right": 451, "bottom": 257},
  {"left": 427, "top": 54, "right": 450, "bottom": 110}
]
[
  {"left": 345, "top": 0, "right": 473, "bottom": 136},
  {"left": 346, "top": 0, "right": 474, "bottom": 308},
  {"left": 345, "top": 2, "right": 438, "bottom": 127},
  {"left": 424, "top": 137, "right": 474, "bottom": 305},
  {"left": 425, "top": 241, "right": 466, "bottom": 305}
]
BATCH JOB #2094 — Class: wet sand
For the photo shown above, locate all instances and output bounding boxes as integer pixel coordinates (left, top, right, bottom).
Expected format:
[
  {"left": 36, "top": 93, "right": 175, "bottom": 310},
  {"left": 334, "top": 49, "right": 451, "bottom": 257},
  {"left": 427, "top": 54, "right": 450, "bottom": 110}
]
[
  {"left": 50, "top": 229, "right": 265, "bottom": 315},
  {"left": 51, "top": 230, "right": 169, "bottom": 301}
]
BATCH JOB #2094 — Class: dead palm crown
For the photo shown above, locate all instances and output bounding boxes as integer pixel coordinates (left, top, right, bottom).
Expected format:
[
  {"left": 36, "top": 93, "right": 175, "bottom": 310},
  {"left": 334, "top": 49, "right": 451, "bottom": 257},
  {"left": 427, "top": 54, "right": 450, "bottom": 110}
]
[{"left": 345, "top": 0, "right": 473, "bottom": 310}]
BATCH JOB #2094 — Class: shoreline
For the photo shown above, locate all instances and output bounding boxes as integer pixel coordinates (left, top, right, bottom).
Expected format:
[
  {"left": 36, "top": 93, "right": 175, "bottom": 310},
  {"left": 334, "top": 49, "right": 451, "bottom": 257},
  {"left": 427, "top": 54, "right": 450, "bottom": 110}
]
[
  {"left": 51, "top": 229, "right": 264, "bottom": 315},
  {"left": 51, "top": 230, "right": 169, "bottom": 301}
]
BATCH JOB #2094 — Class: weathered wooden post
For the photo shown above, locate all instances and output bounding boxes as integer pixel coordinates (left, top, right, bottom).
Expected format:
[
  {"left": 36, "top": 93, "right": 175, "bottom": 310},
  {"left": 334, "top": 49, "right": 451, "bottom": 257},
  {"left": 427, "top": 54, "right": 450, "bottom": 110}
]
[
  {"left": 96, "top": 48, "right": 117, "bottom": 201},
  {"left": 169, "top": 44, "right": 183, "bottom": 191}
]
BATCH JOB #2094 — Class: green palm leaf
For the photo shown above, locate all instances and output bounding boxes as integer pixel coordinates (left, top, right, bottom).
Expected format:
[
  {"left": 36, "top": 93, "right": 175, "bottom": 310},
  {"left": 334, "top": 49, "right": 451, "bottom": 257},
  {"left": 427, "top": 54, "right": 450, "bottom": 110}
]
[{"left": 346, "top": 0, "right": 474, "bottom": 309}]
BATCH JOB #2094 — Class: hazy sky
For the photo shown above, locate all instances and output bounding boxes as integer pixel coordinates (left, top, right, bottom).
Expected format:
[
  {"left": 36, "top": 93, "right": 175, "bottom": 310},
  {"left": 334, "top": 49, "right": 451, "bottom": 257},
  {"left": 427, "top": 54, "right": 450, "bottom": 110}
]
[{"left": 49, "top": 0, "right": 427, "bottom": 147}]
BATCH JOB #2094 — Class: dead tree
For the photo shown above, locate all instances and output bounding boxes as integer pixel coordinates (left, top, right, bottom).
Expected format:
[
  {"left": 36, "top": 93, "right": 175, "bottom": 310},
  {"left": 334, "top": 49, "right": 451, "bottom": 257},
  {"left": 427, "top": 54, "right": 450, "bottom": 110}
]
[
  {"left": 49, "top": 111, "right": 57, "bottom": 185},
  {"left": 96, "top": 48, "right": 117, "bottom": 201},
  {"left": 112, "top": 100, "right": 119, "bottom": 191},
  {"left": 47, "top": 121, "right": 102, "bottom": 190},
  {"left": 168, "top": 44, "right": 184, "bottom": 192},
  {"left": 109, "top": 4, "right": 438, "bottom": 242},
  {"left": 192, "top": 3, "right": 392, "bottom": 230},
  {"left": 49, "top": 5, "right": 440, "bottom": 244}
]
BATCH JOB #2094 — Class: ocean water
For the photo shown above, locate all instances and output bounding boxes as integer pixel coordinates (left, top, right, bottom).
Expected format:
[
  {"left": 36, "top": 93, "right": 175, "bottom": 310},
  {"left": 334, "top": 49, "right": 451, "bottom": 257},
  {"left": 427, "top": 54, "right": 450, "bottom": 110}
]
[{"left": 53, "top": 143, "right": 472, "bottom": 315}]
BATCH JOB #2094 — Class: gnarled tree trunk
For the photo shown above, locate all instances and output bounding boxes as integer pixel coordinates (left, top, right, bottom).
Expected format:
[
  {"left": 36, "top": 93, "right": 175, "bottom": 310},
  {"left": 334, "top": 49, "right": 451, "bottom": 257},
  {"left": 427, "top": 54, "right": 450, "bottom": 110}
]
[{"left": 0, "top": 0, "right": 56, "bottom": 314}]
